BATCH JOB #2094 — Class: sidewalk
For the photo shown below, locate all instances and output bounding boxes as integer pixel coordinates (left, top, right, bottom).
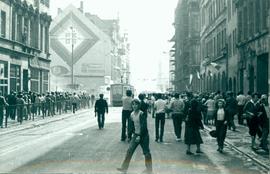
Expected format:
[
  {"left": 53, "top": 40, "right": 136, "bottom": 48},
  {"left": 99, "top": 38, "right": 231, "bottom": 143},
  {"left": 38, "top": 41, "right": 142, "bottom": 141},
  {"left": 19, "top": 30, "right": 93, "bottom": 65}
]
[
  {"left": 206, "top": 122, "right": 270, "bottom": 170},
  {"left": 0, "top": 108, "right": 93, "bottom": 136}
]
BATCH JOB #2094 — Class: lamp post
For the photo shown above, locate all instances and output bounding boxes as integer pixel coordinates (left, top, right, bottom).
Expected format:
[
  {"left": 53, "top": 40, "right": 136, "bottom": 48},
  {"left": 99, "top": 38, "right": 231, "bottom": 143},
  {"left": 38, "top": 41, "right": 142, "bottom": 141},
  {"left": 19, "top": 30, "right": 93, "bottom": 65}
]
[{"left": 70, "top": 26, "right": 75, "bottom": 87}]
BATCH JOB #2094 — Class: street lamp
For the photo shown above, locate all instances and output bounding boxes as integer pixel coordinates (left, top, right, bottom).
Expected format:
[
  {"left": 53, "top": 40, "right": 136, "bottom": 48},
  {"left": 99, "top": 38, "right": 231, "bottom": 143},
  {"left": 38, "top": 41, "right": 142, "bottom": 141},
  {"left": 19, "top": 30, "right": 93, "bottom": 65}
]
[{"left": 70, "top": 26, "right": 75, "bottom": 87}]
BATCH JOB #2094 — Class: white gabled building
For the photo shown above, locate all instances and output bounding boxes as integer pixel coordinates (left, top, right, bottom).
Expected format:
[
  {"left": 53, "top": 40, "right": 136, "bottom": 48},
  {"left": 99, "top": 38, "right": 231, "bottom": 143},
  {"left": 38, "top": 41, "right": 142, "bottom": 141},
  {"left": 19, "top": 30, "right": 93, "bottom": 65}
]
[{"left": 50, "top": 5, "right": 119, "bottom": 94}]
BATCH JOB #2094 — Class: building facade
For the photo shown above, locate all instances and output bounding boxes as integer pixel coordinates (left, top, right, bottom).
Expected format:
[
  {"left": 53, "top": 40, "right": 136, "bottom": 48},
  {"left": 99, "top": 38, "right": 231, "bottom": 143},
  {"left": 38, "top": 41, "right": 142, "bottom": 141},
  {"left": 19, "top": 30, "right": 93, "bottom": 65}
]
[
  {"left": 172, "top": 0, "right": 200, "bottom": 92},
  {"left": 0, "top": 0, "right": 51, "bottom": 95},
  {"left": 50, "top": 3, "right": 129, "bottom": 94},
  {"left": 236, "top": 0, "right": 269, "bottom": 95},
  {"left": 199, "top": 0, "right": 228, "bottom": 93}
]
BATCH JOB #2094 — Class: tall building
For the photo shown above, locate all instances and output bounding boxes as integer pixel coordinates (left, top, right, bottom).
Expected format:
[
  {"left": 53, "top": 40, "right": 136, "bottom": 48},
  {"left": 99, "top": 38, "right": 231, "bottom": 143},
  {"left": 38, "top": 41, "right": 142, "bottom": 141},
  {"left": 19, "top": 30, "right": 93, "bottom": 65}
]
[
  {"left": 235, "top": 0, "right": 269, "bottom": 94},
  {"left": 199, "top": 0, "right": 228, "bottom": 93},
  {"left": 0, "top": 0, "right": 52, "bottom": 95},
  {"left": 50, "top": 3, "right": 129, "bottom": 94},
  {"left": 226, "top": 0, "right": 238, "bottom": 94},
  {"left": 172, "top": 0, "right": 200, "bottom": 92}
]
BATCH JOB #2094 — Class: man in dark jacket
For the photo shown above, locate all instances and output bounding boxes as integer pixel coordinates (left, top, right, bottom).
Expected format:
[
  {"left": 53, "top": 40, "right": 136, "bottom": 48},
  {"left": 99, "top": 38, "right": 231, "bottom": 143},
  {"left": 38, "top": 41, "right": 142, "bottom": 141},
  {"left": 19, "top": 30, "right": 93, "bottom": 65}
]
[
  {"left": 0, "top": 91, "right": 8, "bottom": 128},
  {"left": 94, "top": 94, "right": 108, "bottom": 129},
  {"left": 225, "top": 91, "right": 238, "bottom": 131}
]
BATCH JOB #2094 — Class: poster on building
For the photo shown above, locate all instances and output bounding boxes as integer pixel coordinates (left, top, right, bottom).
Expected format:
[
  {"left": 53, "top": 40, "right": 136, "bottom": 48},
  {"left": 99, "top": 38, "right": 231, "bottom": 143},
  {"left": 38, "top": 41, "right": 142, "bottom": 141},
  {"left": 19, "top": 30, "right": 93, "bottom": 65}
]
[{"left": 0, "top": 63, "right": 4, "bottom": 79}]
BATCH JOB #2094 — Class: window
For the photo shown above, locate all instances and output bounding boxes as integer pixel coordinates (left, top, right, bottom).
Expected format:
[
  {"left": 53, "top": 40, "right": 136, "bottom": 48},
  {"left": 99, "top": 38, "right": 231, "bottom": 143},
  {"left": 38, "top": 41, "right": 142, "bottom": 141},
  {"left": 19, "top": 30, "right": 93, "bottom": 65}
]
[
  {"left": 23, "top": 18, "right": 29, "bottom": 44},
  {"left": 0, "top": 10, "right": 6, "bottom": 38},
  {"left": 10, "top": 64, "right": 21, "bottom": 92},
  {"left": 228, "top": 0, "right": 231, "bottom": 21},
  {"left": 17, "top": 15, "right": 22, "bottom": 42},
  {"left": 228, "top": 34, "right": 232, "bottom": 57},
  {"left": 261, "top": 0, "right": 267, "bottom": 30},
  {"left": 31, "top": 69, "right": 39, "bottom": 93},
  {"left": 249, "top": 2, "right": 254, "bottom": 36},
  {"left": 30, "top": 20, "right": 35, "bottom": 47},
  {"left": 40, "top": 24, "right": 43, "bottom": 50},
  {"left": 42, "top": 71, "right": 49, "bottom": 93},
  {"left": 243, "top": 6, "right": 248, "bottom": 39},
  {"left": 45, "top": 26, "right": 49, "bottom": 53},
  {"left": 12, "top": 10, "right": 16, "bottom": 40},
  {"left": 255, "top": 1, "right": 261, "bottom": 33},
  {"left": 238, "top": 10, "right": 243, "bottom": 42}
]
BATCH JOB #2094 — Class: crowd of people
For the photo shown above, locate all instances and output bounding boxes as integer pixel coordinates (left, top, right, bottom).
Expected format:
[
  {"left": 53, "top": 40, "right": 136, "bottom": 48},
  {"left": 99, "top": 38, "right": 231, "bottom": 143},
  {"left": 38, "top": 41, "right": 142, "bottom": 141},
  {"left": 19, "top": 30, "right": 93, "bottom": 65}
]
[
  {"left": 0, "top": 90, "right": 95, "bottom": 128},
  {"left": 117, "top": 89, "right": 269, "bottom": 174}
]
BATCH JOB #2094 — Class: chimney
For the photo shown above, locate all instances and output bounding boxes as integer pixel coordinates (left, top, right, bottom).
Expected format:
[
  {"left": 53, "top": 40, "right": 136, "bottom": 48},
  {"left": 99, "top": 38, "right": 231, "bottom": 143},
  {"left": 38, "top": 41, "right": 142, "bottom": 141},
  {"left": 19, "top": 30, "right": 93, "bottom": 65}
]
[
  {"left": 80, "top": 1, "right": 84, "bottom": 13},
  {"left": 57, "top": 8, "right": 62, "bottom": 15}
]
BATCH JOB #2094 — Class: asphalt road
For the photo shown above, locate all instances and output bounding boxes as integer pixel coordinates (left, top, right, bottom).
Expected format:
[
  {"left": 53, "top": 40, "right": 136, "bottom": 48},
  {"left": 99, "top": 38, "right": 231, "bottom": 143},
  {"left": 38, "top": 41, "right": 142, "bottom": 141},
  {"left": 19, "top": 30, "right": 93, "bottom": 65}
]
[{"left": 0, "top": 107, "right": 267, "bottom": 174}]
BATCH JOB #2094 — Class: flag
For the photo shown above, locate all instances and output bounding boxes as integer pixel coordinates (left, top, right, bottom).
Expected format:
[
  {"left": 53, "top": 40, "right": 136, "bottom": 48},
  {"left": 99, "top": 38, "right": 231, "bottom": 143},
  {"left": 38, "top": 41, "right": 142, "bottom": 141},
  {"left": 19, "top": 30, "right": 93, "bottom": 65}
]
[
  {"left": 196, "top": 71, "right": 201, "bottom": 80},
  {"left": 210, "top": 62, "right": 221, "bottom": 70},
  {"left": 189, "top": 74, "right": 193, "bottom": 85}
]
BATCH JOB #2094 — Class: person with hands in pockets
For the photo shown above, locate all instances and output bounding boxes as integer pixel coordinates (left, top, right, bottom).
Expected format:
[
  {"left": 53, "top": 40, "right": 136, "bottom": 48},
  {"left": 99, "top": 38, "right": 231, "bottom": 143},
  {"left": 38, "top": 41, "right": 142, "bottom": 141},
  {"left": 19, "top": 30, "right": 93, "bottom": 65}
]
[
  {"left": 94, "top": 94, "right": 108, "bottom": 129},
  {"left": 117, "top": 99, "right": 152, "bottom": 174}
]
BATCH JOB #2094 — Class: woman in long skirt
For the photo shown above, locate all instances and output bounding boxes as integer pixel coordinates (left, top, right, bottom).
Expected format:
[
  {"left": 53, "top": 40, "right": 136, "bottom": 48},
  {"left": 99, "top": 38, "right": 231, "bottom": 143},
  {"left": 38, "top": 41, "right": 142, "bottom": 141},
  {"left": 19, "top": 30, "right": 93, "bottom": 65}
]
[{"left": 185, "top": 99, "right": 204, "bottom": 155}]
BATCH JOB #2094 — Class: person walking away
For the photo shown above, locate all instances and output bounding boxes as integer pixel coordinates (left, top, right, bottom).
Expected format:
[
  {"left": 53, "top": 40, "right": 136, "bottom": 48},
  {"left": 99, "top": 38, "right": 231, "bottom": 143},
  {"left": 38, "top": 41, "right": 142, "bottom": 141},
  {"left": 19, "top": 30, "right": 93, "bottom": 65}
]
[
  {"left": 121, "top": 90, "right": 133, "bottom": 142},
  {"left": 170, "top": 93, "right": 185, "bottom": 141},
  {"left": 154, "top": 93, "right": 166, "bottom": 142},
  {"left": 0, "top": 91, "right": 8, "bottom": 128},
  {"left": 40, "top": 94, "right": 46, "bottom": 118},
  {"left": 90, "top": 94, "right": 95, "bottom": 108},
  {"left": 236, "top": 91, "right": 246, "bottom": 125},
  {"left": 139, "top": 93, "right": 148, "bottom": 118},
  {"left": 214, "top": 99, "right": 228, "bottom": 153},
  {"left": 45, "top": 93, "right": 52, "bottom": 116},
  {"left": 225, "top": 91, "right": 238, "bottom": 131},
  {"left": 243, "top": 93, "right": 262, "bottom": 150},
  {"left": 257, "top": 94, "right": 269, "bottom": 153},
  {"left": 185, "top": 99, "right": 204, "bottom": 155},
  {"left": 16, "top": 94, "right": 25, "bottom": 124},
  {"left": 6, "top": 91, "right": 17, "bottom": 120},
  {"left": 71, "top": 93, "right": 78, "bottom": 114},
  {"left": 94, "top": 94, "right": 108, "bottom": 129},
  {"left": 117, "top": 99, "right": 152, "bottom": 174},
  {"left": 150, "top": 94, "right": 156, "bottom": 118},
  {"left": 204, "top": 95, "right": 216, "bottom": 125}
]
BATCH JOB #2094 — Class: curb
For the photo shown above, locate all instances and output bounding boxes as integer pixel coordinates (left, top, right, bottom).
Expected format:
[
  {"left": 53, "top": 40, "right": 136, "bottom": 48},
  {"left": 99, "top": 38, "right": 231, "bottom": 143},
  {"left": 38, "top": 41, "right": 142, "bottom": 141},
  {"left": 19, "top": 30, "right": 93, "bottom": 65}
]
[
  {"left": 0, "top": 109, "right": 91, "bottom": 136},
  {"left": 204, "top": 126, "right": 270, "bottom": 172}
]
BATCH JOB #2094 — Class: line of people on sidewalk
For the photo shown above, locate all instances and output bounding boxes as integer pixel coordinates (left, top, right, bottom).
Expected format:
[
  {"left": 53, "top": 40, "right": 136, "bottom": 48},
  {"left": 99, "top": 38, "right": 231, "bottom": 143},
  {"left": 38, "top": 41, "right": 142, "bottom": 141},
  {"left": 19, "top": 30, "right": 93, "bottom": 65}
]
[{"left": 0, "top": 90, "right": 95, "bottom": 128}]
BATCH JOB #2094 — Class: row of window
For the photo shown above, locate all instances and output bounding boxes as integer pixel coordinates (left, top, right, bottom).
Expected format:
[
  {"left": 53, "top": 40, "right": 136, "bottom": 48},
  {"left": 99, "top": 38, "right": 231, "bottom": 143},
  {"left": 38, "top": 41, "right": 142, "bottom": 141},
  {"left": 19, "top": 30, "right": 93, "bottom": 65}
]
[
  {"left": 0, "top": 63, "right": 49, "bottom": 95},
  {"left": 0, "top": 10, "right": 6, "bottom": 38},
  {"left": 203, "top": 27, "right": 227, "bottom": 60},
  {"left": 0, "top": 7, "right": 50, "bottom": 53},
  {"left": 201, "top": 0, "right": 227, "bottom": 28},
  {"left": 238, "top": 0, "right": 268, "bottom": 43}
]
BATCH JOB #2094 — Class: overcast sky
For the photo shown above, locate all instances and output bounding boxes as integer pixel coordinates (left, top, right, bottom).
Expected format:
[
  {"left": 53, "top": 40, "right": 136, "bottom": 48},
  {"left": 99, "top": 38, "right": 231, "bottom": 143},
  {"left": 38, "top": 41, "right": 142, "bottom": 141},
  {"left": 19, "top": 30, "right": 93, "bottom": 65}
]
[{"left": 50, "top": 0, "right": 178, "bottom": 92}]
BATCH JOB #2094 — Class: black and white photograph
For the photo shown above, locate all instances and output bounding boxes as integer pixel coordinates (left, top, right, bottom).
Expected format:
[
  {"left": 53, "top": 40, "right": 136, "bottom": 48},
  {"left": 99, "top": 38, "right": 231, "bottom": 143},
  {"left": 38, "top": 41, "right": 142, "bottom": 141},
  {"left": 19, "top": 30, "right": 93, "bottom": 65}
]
[{"left": 0, "top": 0, "right": 269, "bottom": 173}]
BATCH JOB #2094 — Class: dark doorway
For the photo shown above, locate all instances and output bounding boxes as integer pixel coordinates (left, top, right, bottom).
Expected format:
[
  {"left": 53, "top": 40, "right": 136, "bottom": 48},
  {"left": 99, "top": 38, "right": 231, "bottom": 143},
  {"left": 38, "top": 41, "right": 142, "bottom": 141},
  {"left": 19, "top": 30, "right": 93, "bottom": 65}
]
[
  {"left": 23, "top": 69, "right": 28, "bottom": 92},
  {"left": 248, "top": 65, "right": 255, "bottom": 93},
  {"left": 239, "top": 69, "right": 244, "bottom": 92},
  {"left": 229, "top": 78, "right": 232, "bottom": 91},
  {"left": 257, "top": 53, "right": 268, "bottom": 94}
]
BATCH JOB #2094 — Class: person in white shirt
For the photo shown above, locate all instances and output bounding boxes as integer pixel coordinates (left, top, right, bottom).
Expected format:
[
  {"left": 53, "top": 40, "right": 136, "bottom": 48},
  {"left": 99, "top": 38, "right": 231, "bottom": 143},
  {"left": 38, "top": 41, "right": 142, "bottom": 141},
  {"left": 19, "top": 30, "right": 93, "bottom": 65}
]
[
  {"left": 214, "top": 99, "right": 228, "bottom": 153},
  {"left": 170, "top": 93, "right": 185, "bottom": 141},
  {"left": 236, "top": 91, "right": 246, "bottom": 125},
  {"left": 121, "top": 90, "right": 133, "bottom": 142},
  {"left": 154, "top": 93, "right": 166, "bottom": 142}
]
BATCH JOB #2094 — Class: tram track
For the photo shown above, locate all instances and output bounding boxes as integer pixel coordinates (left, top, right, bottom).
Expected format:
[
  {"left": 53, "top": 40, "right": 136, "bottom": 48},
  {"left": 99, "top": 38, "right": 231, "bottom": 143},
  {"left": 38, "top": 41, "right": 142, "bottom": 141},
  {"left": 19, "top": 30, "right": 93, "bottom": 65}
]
[{"left": 203, "top": 127, "right": 270, "bottom": 173}]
